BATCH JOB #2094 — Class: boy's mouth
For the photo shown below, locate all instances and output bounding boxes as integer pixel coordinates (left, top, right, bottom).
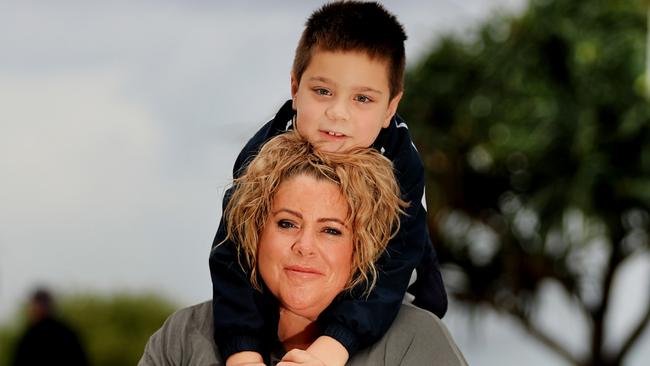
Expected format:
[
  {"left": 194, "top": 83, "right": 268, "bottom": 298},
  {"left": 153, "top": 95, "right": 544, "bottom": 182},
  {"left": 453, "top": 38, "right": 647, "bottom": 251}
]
[{"left": 321, "top": 130, "right": 346, "bottom": 138}]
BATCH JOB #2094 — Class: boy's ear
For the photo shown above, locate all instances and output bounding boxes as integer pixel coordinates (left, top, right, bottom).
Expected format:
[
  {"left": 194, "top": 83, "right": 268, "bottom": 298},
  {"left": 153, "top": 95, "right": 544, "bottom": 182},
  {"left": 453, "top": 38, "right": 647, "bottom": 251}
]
[
  {"left": 383, "top": 91, "right": 403, "bottom": 128},
  {"left": 290, "top": 73, "right": 299, "bottom": 109}
]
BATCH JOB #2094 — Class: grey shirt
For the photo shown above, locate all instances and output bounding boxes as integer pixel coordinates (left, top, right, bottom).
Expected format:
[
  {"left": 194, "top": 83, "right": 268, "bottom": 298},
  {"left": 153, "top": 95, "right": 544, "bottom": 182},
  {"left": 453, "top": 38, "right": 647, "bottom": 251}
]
[{"left": 138, "top": 301, "right": 467, "bottom": 366}]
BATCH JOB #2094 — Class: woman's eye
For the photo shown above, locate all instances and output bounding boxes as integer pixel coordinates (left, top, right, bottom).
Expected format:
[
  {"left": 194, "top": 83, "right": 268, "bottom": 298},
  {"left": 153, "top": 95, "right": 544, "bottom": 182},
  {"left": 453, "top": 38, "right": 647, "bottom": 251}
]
[
  {"left": 323, "top": 227, "right": 342, "bottom": 236},
  {"left": 355, "top": 95, "right": 372, "bottom": 103},
  {"left": 278, "top": 220, "right": 296, "bottom": 229},
  {"left": 314, "top": 88, "right": 331, "bottom": 96}
]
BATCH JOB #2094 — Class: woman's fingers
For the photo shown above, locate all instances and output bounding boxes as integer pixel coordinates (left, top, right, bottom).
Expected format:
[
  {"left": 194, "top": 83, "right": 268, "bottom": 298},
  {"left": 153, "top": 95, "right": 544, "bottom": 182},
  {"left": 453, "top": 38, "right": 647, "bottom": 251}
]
[{"left": 277, "top": 349, "right": 325, "bottom": 366}]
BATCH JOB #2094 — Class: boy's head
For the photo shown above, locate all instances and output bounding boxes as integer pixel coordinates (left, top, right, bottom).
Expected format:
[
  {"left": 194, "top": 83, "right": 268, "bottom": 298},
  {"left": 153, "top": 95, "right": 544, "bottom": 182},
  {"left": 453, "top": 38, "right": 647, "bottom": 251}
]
[
  {"left": 293, "top": 1, "right": 407, "bottom": 100},
  {"left": 290, "top": 1, "right": 408, "bottom": 152}
]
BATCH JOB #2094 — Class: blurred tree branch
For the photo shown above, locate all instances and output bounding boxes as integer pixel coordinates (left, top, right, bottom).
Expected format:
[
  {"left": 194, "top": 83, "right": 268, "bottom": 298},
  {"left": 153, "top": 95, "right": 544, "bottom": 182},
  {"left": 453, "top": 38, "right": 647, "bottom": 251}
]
[
  {"left": 511, "top": 307, "right": 580, "bottom": 365},
  {"left": 614, "top": 288, "right": 650, "bottom": 365}
]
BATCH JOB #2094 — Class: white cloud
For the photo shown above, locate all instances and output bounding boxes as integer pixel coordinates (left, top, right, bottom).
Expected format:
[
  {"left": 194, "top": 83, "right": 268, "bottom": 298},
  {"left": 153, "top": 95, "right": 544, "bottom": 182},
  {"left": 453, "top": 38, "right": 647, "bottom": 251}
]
[
  {"left": 0, "top": 70, "right": 160, "bottom": 214},
  {"left": 0, "top": 69, "right": 166, "bottom": 319}
]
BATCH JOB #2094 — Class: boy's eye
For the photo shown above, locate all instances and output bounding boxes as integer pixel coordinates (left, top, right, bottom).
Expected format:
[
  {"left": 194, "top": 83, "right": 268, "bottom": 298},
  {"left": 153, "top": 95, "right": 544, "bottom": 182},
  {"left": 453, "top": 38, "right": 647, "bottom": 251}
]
[
  {"left": 323, "top": 227, "right": 342, "bottom": 236},
  {"left": 313, "top": 88, "right": 332, "bottom": 96},
  {"left": 354, "top": 95, "right": 372, "bottom": 103},
  {"left": 278, "top": 220, "right": 296, "bottom": 229}
]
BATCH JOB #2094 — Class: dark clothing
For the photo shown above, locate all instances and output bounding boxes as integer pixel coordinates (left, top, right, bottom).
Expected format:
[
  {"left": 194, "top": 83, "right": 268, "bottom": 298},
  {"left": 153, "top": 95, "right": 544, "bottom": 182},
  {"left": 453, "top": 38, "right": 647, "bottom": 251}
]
[
  {"left": 12, "top": 316, "right": 89, "bottom": 366},
  {"left": 209, "top": 100, "right": 447, "bottom": 360}
]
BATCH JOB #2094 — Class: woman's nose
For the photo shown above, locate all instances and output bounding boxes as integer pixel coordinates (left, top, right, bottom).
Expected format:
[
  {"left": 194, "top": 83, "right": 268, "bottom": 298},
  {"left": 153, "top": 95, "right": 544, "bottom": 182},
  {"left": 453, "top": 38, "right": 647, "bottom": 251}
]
[
  {"left": 291, "top": 230, "right": 316, "bottom": 256},
  {"left": 325, "top": 98, "right": 350, "bottom": 122}
]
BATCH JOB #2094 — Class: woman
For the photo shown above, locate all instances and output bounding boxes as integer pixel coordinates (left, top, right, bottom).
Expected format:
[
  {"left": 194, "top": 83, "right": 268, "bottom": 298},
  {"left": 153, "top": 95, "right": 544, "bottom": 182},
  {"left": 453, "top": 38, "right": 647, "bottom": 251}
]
[{"left": 139, "top": 132, "right": 467, "bottom": 366}]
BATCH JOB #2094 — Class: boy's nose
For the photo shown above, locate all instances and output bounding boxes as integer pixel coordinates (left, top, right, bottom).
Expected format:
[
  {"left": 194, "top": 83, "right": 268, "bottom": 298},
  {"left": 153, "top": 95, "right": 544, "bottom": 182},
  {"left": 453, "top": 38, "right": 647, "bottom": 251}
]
[{"left": 325, "top": 99, "right": 350, "bottom": 122}]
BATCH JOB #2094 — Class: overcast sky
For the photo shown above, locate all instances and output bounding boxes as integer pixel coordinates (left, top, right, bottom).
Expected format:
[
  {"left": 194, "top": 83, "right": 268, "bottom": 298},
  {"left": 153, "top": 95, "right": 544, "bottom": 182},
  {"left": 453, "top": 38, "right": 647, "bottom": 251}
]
[{"left": 1, "top": 1, "right": 649, "bottom": 365}]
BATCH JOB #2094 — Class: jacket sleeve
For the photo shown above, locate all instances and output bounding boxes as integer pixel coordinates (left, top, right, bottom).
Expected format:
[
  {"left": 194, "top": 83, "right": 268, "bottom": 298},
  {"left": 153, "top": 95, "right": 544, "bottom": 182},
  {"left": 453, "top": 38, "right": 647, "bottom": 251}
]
[
  {"left": 318, "top": 124, "right": 445, "bottom": 355},
  {"left": 209, "top": 119, "right": 282, "bottom": 361}
]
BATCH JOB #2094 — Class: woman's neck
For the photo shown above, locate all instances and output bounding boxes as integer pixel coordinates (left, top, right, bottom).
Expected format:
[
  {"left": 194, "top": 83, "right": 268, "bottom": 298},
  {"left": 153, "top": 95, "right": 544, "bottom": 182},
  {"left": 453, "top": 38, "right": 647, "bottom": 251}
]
[{"left": 277, "top": 307, "right": 319, "bottom": 351}]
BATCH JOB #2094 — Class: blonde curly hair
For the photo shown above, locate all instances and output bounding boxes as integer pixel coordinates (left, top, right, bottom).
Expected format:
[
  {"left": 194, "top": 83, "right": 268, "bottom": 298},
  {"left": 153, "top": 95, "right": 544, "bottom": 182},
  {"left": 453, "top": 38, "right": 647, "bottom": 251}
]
[{"left": 223, "top": 131, "right": 407, "bottom": 294}]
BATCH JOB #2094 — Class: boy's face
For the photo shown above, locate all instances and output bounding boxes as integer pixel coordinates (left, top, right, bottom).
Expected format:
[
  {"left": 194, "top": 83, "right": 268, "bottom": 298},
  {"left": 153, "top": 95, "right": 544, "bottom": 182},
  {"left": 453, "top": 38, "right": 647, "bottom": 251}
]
[{"left": 291, "top": 49, "right": 402, "bottom": 153}]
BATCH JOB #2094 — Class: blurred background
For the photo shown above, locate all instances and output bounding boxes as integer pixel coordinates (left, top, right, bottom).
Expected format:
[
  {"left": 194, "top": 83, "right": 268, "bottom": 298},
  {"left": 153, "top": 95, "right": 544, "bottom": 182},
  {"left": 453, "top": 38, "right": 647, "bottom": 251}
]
[{"left": 1, "top": 0, "right": 649, "bottom": 365}]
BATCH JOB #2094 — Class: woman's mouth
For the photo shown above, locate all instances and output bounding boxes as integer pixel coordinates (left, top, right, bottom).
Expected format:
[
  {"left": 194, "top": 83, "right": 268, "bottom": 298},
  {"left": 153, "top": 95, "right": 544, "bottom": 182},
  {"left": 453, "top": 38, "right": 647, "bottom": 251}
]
[{"left": 284, "top": 265, "right": 323, "bottom": 278}]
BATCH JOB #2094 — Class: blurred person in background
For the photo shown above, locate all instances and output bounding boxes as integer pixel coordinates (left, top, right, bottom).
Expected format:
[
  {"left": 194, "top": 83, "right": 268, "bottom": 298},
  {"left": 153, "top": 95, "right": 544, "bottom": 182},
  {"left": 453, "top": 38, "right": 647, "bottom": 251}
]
[{"left": 11, "top": 287, "right": 89, "bottom": 366}]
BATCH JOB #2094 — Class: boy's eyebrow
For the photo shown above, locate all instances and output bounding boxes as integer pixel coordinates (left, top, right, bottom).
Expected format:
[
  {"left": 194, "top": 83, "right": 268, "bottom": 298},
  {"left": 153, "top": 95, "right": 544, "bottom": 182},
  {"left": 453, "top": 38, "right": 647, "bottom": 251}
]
[
  {"left": 355, "top": 86, "right": 383, "bottom": 95},
  {"left": 308, "top": 76, "right": 383, "bottom": 95}
]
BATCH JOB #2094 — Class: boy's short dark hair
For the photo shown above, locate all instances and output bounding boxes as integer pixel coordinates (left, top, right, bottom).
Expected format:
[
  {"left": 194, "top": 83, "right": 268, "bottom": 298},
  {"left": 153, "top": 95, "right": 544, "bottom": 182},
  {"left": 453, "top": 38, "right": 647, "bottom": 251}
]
[{"left": 292, "top": 1, "right": 407, "bottom": 99}]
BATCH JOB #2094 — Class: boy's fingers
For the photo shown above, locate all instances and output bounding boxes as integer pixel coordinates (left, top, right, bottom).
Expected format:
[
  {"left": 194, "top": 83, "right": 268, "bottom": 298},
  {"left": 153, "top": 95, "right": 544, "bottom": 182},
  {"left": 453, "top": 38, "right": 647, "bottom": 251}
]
[{"left": 278, "top": 349, "right": 325, "bottom": 365}]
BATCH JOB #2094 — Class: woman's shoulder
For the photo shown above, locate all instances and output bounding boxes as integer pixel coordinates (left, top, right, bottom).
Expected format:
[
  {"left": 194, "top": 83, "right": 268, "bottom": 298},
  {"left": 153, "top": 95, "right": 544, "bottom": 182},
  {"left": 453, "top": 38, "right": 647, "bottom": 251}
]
[
  {"left": 154, "top": 300, "right": 214, "bottom": 341},
  {"left": 350, "top": 304, "right": 468, "bottom": 366},
  {"left": 393, "top": 303, "right": 451, "bottom": 335},
  {"left": 138, "top": 301, "right": 223, "bottom": 366}
]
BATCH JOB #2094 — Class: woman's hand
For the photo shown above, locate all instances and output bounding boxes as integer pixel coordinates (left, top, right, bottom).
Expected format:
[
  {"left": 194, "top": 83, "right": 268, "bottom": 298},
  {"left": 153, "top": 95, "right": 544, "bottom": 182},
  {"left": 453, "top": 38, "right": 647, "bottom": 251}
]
[{"left": 277, "top": 349, "right": 325, "bottom": 366}]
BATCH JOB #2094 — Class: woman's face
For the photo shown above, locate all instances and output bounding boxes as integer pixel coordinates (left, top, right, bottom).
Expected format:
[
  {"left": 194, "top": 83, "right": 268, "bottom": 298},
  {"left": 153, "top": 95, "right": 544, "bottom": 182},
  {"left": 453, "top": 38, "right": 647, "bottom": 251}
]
[{"left": 258, "top": 174, "right": 353, "bottom": 320}]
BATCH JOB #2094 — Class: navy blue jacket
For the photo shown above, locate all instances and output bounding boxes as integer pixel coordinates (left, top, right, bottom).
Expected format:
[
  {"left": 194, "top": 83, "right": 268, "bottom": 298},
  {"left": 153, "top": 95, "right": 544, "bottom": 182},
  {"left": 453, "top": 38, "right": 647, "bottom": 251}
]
[{"left": 209, "top": 100, "right": 447, "bottom": 361}]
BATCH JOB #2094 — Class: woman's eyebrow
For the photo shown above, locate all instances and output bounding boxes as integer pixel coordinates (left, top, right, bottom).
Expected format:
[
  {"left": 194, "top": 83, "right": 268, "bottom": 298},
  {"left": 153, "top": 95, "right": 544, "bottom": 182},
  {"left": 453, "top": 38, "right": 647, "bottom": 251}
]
[
  {"left": 273, "top": 208, "right": 302, "bottom": 218},
  {"left": 273, "top": 209, "right": 347, "bottom": 227},
  {"left": 318, "top": 218, "right": 347, "bottom": 227}
]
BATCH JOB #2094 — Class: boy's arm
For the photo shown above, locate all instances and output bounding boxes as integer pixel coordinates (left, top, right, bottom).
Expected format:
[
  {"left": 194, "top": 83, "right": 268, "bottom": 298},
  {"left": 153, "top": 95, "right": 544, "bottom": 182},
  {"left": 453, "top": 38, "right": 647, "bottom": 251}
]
[
  {"left": 317, "top": 123, "right": 447, "bottom": 355},
  {"left": 210, "top": 190, "right": 267, "bottom": 361},
  {"left": 210, "top": 102, "right": 293, "bottom": 362},
  {"left": 318, "top": 178, "right": 428, "bottom": 354}
]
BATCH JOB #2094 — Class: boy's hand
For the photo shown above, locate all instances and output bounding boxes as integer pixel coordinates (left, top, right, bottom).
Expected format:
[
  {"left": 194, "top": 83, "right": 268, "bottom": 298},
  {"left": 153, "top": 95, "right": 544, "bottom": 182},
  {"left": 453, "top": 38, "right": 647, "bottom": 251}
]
[
  {"left": 277, "top": 349, "right": 325, "bottom": 366},
  {"left": 226, "top": 351, "right": 266, "bottom": 366},
  {"left": 298, "top": 336, "right": 349, "bottom": 366}
]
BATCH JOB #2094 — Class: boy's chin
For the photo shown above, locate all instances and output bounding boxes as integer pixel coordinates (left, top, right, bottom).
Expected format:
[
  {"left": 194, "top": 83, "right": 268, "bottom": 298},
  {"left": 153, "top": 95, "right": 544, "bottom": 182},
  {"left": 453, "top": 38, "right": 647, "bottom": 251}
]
[{"left": 311, "top": 140, "right": 365, "bottom": 153}]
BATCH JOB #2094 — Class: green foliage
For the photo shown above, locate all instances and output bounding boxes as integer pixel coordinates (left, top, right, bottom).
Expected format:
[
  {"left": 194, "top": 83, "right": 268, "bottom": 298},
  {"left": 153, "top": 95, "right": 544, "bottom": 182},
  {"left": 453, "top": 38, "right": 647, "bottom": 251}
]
[
  {"left": 0, "top": 323, "right": 21, "bottom": 366},
  {"left": 60, "top": 293, "right": 177, "bottom": 366},
  {"left": 0, "top": 292, "right": 176, "bottom": 366},
  {"left": 402, "top": 0, "right": 650, "bottom": 365}
]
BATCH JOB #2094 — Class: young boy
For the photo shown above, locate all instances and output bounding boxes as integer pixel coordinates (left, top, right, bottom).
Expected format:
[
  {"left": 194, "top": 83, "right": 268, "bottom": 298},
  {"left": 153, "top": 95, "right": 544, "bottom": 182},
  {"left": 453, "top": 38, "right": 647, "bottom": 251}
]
[{"left": 209, "top": 2, "right": 447, "bottom": 365}]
